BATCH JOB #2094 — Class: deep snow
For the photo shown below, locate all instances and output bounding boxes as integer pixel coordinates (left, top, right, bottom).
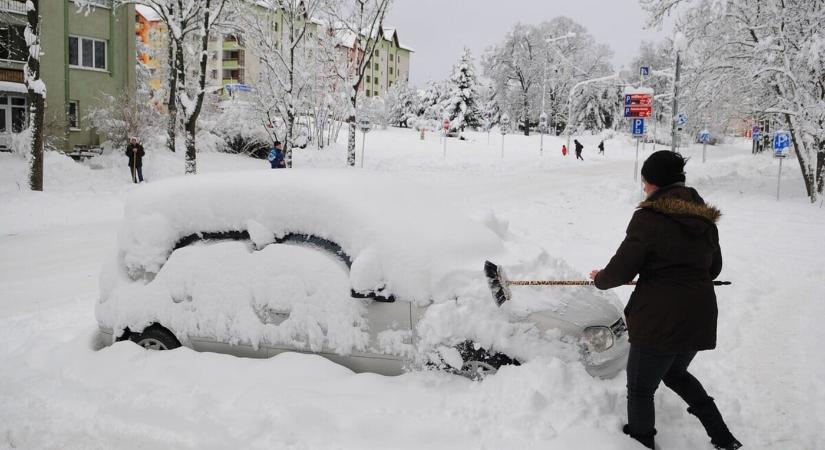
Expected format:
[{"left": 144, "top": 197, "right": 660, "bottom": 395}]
[{"left": 0, "top": 129, "right": 823, "bottom": 449}]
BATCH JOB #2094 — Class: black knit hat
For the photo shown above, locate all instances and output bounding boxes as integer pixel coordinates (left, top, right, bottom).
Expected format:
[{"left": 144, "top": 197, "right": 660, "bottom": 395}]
[{"left": 641, "top": 151, "right": 687, "bottom": 187}]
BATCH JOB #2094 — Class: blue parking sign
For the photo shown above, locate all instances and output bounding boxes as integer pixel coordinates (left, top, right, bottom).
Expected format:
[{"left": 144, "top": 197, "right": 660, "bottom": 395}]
[
  {"left": 632, "top": 118, "right": 645, "bottom": 136},
  {"left": 773, "top": 131, "right": 791, "bottom": 156}
]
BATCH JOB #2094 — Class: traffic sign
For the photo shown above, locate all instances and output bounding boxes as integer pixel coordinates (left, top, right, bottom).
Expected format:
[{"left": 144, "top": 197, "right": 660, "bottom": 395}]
[
  {"left": 676, "top": 113, "right": 688, "bottom": 126},
  {"left": 640, "top": 66, "right": 650, "bottom": 77},
  {"left": 624, "top": 94, "right": 652, "bottom": 106},
  {"left": 632, "top": 118, "right": 645, "bottom": 137},
  {"left": 699, "top": 130, "right": 711, "bottom": 144},
  {"left": 773, "top": 130, "right": 791, "bottom": 156},
  {"left": 625, "top": 106, "right": 652, "bottom": 118},
  {"left": 752, "top": 125, "right": 761, "bottom": 140}
]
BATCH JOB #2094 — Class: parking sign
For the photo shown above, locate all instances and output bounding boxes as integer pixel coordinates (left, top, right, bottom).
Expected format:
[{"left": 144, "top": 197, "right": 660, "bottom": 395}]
[{"left": 632, "top": 118, "right": 645, "bottom": 137}]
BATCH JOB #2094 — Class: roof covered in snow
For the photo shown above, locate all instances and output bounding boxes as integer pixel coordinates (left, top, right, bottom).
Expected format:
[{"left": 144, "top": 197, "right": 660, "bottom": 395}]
[
  {"left": 135, "top": 5, "right": 162, "bottom": 22},
  {"left": 116, "top": 170, "right": 503, "bottom": 303}
]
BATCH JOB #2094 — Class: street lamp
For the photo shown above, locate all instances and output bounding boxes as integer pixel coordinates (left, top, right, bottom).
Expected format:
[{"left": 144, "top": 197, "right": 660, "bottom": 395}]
[{"left": 540, "top": 32, "right": 576, "bottom": 155}]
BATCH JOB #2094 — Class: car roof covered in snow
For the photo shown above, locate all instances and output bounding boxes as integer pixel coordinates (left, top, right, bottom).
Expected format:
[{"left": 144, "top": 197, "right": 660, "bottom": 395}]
[{"left": 117, "top": 169, "right": 506, "bottom": 304}]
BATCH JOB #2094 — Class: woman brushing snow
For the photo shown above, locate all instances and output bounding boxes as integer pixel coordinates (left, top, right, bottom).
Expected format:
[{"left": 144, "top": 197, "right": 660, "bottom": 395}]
[{"left": 589, "top": 151, "right": 741, "bottom": 450}]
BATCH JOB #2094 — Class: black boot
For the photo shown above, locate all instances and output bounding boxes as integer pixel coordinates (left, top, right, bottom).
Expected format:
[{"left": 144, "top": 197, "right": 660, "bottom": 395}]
[
  {"left": 623, "top": 424, "right": 656, "bottom": 449},
  {"left": 687, "top": 398, "right": 740, "bottom": 449},
  {"left": 713, "top": 438, "right": 742, "bottom": 450}
]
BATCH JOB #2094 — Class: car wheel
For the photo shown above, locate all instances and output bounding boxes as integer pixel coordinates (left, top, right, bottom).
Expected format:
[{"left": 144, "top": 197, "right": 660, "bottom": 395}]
[
  {"left": 129, "top": 324, "right": 181, "bottom": 351},
  {"left": 460, "top": 360, "right": 498, "bottom": 380}
]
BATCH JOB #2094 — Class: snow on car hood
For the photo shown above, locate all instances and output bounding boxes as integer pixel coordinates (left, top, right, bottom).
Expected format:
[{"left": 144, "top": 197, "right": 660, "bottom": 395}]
[{"left": 116, "top": 169, "right": 507, "bottom": 305}]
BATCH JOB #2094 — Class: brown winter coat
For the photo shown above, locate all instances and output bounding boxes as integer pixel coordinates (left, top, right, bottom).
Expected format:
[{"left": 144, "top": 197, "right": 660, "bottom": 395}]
[{"left": 594, "top": 184, "right": 722, "bottom": 352}]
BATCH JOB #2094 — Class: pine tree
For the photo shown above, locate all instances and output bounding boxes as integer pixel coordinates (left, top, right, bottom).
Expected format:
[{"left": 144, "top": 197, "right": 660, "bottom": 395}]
[{"left": 442, "top": 48, "right": 482, "bottom": 130}]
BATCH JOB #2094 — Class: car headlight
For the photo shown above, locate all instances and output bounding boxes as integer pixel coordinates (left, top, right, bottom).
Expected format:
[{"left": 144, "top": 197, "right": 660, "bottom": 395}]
[{"left": 581, "top": 326, "right": 614, "bottom": 353}]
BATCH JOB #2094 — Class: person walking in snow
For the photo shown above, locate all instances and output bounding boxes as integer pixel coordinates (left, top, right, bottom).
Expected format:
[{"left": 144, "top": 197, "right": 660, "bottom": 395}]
[
  {"left": 268, "top": 141, "right": 285, "bottom": 169},
  {"left": 125, "top": 137, "right": 145, "bottom": 183},
  {"left": 589, "top": 151, "right": 741, "bottom": 450},
  {"left": 574, "top": 139, "right": 584, "bottom": 160},
  {"left": 561, "top": 144, "right": 568, "bottom": 157},
  {"left": 598, "top": 140, "right": 605, "bottom": 155}
]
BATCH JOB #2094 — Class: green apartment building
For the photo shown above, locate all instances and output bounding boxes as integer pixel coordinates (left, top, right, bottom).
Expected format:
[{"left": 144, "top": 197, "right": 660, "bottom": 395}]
[{"left": 0, "top": 0, "right": 135, "bottom": 151}]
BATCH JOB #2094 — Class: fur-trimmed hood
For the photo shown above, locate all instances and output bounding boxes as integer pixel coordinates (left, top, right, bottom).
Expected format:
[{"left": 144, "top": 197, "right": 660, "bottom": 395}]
[{"left": 638, "top": 184, "right": 721, "bottom": 235}]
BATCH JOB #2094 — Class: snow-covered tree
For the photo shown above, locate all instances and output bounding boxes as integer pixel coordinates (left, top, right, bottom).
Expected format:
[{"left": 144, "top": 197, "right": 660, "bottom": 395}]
[
  {"left": 483, "top": 18, "right": 615, "bottom": 136},
  {"left": 82, "top": 0, "right": 228, "bottom": 173},
  {"left": 642, "top": 0, "right": 825, "bottom": 201},
  {"left": 441, "top": 48, "right": 482, "bottom": 131},
  {"left": 233, "top": 0, "right": 325, "bottom": 168},
  {"left": 24, "top": 0, "right": 45, "bottom": 191},
  {"left": 419, "top": 81, "right": 446, "bottom": 121},
  {"left": 385, "top": 81, "right": 418, "bottom": 127},
  {"left": 325, "top": 0, "right": 392, "bottom": 167}
]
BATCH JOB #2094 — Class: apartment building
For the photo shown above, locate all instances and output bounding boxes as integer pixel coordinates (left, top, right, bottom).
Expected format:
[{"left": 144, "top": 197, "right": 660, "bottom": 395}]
[
  {"left": 205, "top": 2, "right": 320, "bottom": 96},
  {"left": 0, "top": 0, "right": 136, "bottom": 151},
  {"left": 135, "top": 5, "right": 165, "bottom": 110},
  {"left": 349, "top": 26, "right": 413, "bottom": 98}
]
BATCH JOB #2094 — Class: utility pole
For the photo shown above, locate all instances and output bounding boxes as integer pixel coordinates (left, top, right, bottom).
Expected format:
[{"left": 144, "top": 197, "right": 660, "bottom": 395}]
[{"left": 670, "top": 50, "right": 681, "bottom": 152}]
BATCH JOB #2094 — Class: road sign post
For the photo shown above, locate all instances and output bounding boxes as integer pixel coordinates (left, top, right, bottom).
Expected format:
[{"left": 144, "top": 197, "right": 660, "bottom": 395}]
[
  {"left": 632, "top": 118, "right": 645, "bottom": 181},
  {"left": 539, "top": 112, "right": 548, "bottom": 157},
  {"left": 773, "top": 130, "right": 791, "bottom": 200},
  {"left": 358, "top": 117, "right": 372, "bottom": 168},
  {"left": 442, "top": 117, "right": 450, "bottom": 159},
  {"left": 500, "top": 113, "right": 510, "bottom": 159},
  {"left": 699, "top": 129, "right": 711, "bottom": 163}
]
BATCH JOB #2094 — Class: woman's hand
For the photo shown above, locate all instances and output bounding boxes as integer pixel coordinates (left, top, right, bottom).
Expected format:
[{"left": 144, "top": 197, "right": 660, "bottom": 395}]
[{"left": 589, "top": 269, "right": 601, "bottom": 280}]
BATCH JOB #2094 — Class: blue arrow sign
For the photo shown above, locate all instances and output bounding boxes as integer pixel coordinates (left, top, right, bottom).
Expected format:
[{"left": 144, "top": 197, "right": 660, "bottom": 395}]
[
  {"left": 632, "top": 118, "right": 645, "bottom": 136},
  {"left": 676, "top": 113, "right": 688, "bottom": 126},
  {"left": 699, "top": 130, "right": 711, "bottom": 144}
]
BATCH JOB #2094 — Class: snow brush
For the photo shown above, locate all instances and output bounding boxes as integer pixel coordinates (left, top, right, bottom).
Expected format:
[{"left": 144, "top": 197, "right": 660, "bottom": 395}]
[{"left": 484, "top": 261, "right": 731, "bottom": 307}]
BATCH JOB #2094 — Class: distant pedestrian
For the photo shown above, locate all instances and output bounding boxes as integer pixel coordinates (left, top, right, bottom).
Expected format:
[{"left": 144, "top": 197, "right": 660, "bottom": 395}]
[
  {"left": 125, "top": 137, "right": 145, "bottom": 183},
  {"left": 598, "top": 140, "right": 605, "bottom": 155},
  {"left": 574, "top": 139, "right": 584, "bottom": 160},
  {"left": 561, "top": 145, "right": 568, "bottom": 157},
  {"left": 268, "top": 141, "right": 286, "bottom": 169}
]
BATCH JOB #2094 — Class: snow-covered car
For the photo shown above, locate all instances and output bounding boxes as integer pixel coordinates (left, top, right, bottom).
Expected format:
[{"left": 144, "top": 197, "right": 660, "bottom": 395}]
[{"left": 97, "top": 170, "right": 629, "bottom": 378}]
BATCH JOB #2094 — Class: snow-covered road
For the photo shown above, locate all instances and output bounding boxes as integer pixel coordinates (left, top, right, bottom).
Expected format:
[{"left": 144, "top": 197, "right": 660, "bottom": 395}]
[{"left": 1, "top": 130, "right": 822, "bottom": 449}]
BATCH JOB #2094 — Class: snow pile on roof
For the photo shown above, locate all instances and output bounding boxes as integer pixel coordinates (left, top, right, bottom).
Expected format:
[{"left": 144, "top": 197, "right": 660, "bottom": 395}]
[
  {"left": 135, "top": 5, "right": 162, "bottom": 22},
  {"left": 115, "top": 169, "right": 507, "bottom": 304},
  {"left": 623, "top": 86, "right": 655, "bottom": 95}
]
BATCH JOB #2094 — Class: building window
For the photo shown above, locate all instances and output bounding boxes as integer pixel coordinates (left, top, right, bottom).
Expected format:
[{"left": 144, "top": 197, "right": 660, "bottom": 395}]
[
  {"left": 67, "top": 101, "right": 79, "bottom": 129},
  {"left": 68, "top": 36, "right": 107, "bottom": 70},
  {"left": 211, "top": 69, "right": 218, "bottom": 79},
  {"left": 366, "top": 75, "right": 371, "bottom": 83},
  {"left": 274, "top": 22, "right": 279, "bottom": 32},
  {"left": 0, "top": 25, "right": 27, "bottom": 62},
  {"left": 374, "top": 62, "right": 378, "bottom": 70},
  {"left": 366, "top": 90, "right": 371, "bottom": 97},
  {"left": 374, "top": 49, "right": 379, "bottom": 56},
  {"left": 373, "top": 90, "right": 378, "bottom": 97},
  {"left": 389, "top": 67, "right": 393, "bottom": 75},
  {"left": 389, "top": 81, "right": 393, "bottom": 87}
]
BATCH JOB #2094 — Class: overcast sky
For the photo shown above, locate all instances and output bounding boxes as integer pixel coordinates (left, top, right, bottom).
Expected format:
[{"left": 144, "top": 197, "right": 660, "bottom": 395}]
[{"left": 385, "top": 0, "right": 673, "bottom": 87}]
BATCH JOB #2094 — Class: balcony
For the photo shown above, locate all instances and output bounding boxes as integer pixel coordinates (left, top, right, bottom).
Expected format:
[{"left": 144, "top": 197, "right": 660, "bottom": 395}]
[
  {"left": 0, "top": 0, "right": 25, "bottom": 15},
  {"left": 222, "top": 60, "right": 243, "bottom": 70}
]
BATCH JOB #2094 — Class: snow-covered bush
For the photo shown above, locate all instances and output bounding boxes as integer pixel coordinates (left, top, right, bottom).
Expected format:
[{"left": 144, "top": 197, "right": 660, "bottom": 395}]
[{"left": 86, "top": 90, "right": 161, "bottom": 147}]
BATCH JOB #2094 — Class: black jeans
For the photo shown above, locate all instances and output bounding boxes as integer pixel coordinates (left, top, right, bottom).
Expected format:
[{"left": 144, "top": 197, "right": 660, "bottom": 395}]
[
  {"left": 627, "top": 345, "right": 711, "bottom": 436},
  {"left": 131, "top": 166, "right": 143, "bottom": 183}
]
